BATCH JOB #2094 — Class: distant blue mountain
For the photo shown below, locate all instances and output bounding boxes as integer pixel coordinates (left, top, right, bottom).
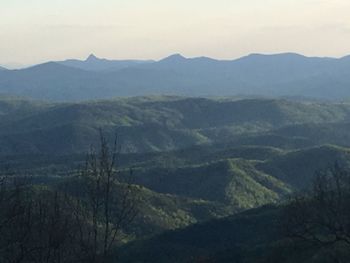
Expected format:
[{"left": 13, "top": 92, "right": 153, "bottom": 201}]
[
  {"left": 1, "top": 53, "right": 350, "bottom": 101},
  {"left": 58, "top": 54, "right": 154, "bottom": 71}
]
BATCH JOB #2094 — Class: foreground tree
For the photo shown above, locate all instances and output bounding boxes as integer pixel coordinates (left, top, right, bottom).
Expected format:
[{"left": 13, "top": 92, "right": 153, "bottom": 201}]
[
  {"left": 283, "top": 164, "right": 350, "bottom": 261},
  {"left": 0, "top": 178, "right": 80, "bottom": 263},
  {"left": 77, "top": 131, "right": 138, "bottom": 262},
  {"left": 0, "top": 131, "right": 138, "bottom": 263}
]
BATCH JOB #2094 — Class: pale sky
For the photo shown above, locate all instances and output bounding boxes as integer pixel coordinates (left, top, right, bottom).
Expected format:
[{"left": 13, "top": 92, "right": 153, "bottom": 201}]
[{"left": 1, "top": 0, "right": 350, "bottom": 66}]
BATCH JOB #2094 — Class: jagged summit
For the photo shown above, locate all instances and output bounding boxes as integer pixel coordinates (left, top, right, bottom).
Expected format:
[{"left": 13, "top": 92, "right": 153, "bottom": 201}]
[
  {"left": 160, "top": 53, "right": 187, "bottom": 62},
  {"left": 86, "top": 54, "right": 99, "bottom": 61}
]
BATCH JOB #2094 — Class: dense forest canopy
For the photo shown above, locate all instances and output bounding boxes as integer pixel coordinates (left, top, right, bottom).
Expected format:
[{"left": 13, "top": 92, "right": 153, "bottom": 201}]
[{"left": 0, "top": 96, "right": 349, "bottom": 262}]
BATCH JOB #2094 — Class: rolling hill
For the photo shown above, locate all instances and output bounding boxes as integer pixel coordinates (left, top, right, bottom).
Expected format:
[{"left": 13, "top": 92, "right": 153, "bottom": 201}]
[
  {"left": 256, "top": 145, "right": 350, "bottom": 189},
  {"left": 119, "top": 205, "right": 286, "bottom": 263},
  {"left": 0, "top": 96, "right": 350, "bottom": 155},
  {"left": 119, "top": 203, "right": 337, "bottom": 263},
  {"left": 0, "top": 96, "right": 349, "bottom": 262},
  {"left": 124, "top": 158, "right": 290, "bottom": 209}
]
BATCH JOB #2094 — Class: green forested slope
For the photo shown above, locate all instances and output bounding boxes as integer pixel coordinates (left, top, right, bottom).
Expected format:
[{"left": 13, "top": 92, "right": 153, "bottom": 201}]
[
  {"left": 1, "top": 96, "right": 350, "bottom": 262},
  {"left": 1, "top": 96, "right": 350, "bottom": 154}
]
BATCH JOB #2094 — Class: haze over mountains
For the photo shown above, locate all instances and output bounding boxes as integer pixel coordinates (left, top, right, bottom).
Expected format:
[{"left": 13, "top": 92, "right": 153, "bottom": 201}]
[
  {"left": 1, "top": 94, "right": 350, "bottom": 262},
  {"left": 59, "top": 54, "right": 154, "bottom": 72},
  {"left": 2, "top": 96, "right": 350, "bottom": 155},
  {"left": 1, "top": 55, "right": 350, "bottom": 261},
  {"left": 1, "top": 53, "right": 350, "bottom": 101}
]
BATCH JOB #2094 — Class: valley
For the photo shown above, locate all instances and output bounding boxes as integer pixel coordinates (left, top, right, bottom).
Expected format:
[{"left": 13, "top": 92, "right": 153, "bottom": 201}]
[{"left": 0, "top": 96, "right": 349, "bottom": 261}]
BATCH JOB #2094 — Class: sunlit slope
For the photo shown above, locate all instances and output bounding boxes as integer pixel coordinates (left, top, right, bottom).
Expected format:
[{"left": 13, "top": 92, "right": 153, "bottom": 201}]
[{"left": 0, "top": 97, "right": 350, "bottom": 154}]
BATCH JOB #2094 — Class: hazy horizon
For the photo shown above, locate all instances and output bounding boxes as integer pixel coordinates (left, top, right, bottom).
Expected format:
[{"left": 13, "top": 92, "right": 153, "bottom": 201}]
[
  {"left": 3, "top": 51, "right": 350, "bottom": 70},
  {"left": 4, "top": 51, "right": 350, "bottom": 70},
  {"left": 1, "top": 0, "right": 350, "bottom": 66}
]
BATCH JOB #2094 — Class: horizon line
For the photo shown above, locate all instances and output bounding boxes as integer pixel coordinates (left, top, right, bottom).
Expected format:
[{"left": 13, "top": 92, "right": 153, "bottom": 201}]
[{"left": 1, "top": 51, "right": 349, "bottom": 70}]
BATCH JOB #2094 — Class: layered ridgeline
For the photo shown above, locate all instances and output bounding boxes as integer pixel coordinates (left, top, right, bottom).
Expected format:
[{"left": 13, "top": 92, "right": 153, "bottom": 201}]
[
  {"left": 120, "top": 205, "right": 328, "bottom": 263},
  {"left": 2, "top": 53, "right": 350, "bottom": 101},
  {"left": 119, "top": 205, "right": 284, "bottom": 262},
  {"left": 1, "top": 96, "right": 350, "bottom": 155},
  {"left": 1, "top": 96, "right": 350, "bottom": 261},
  {"left": 1, "top": 96, "right": 350, "bottom": 233}
]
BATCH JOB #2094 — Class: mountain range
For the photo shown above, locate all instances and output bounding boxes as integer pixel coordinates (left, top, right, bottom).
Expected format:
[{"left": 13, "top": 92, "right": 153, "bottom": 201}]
[
  {"left": 58, "top": 54, "right": 154, "bottom": 71},
  {"left": 1, "top": 95, "right": 350, "bottom": 262},
  {"left": 2, "top": 96, "right": 350, "bottom": 155},
  {"left": 1, "top": 53, "right": 350, "bottom": 101}
]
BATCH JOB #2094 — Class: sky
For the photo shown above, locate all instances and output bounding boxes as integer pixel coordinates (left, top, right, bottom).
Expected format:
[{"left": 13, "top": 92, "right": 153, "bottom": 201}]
[{"left": 1, "top": 0, "right": 350, "bottom": 67}]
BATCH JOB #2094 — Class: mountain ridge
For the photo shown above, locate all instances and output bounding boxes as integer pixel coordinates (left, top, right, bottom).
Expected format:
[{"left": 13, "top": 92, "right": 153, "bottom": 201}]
[
  {"left": 0, "top": 96, "right": 350, "bottom": 155},
  {"left": 2, "top": 52, "right": 350, "bottom": 101},
  {"left": 57, "top": 54, "right": 155, "bottom": 72},
  {"left": 5, "top": 52, "right": 350, "bottom": 70}
]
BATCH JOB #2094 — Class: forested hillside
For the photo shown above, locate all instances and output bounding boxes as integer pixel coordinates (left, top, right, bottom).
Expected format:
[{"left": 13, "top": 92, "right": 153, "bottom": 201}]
[
  {"left": 1, "top": 96, "right": 350, "bottom": 155},
  {"left": 1, "top": 96, "right": 350, "bottom": 262}
]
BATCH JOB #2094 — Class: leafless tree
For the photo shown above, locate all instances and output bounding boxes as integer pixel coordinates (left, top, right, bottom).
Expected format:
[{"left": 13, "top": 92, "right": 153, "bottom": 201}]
[
  {"left": 282, "top": 164, "right": 350, "bottom": 261},
  {"left": 0, "top": 176, "right": 84, "bottom": 263},
  {"left": 78, "top": 130, "right": 138, "bottom": 262},
  {"left": 0, "top": 131, "right": 138, "bottom": 263}
]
